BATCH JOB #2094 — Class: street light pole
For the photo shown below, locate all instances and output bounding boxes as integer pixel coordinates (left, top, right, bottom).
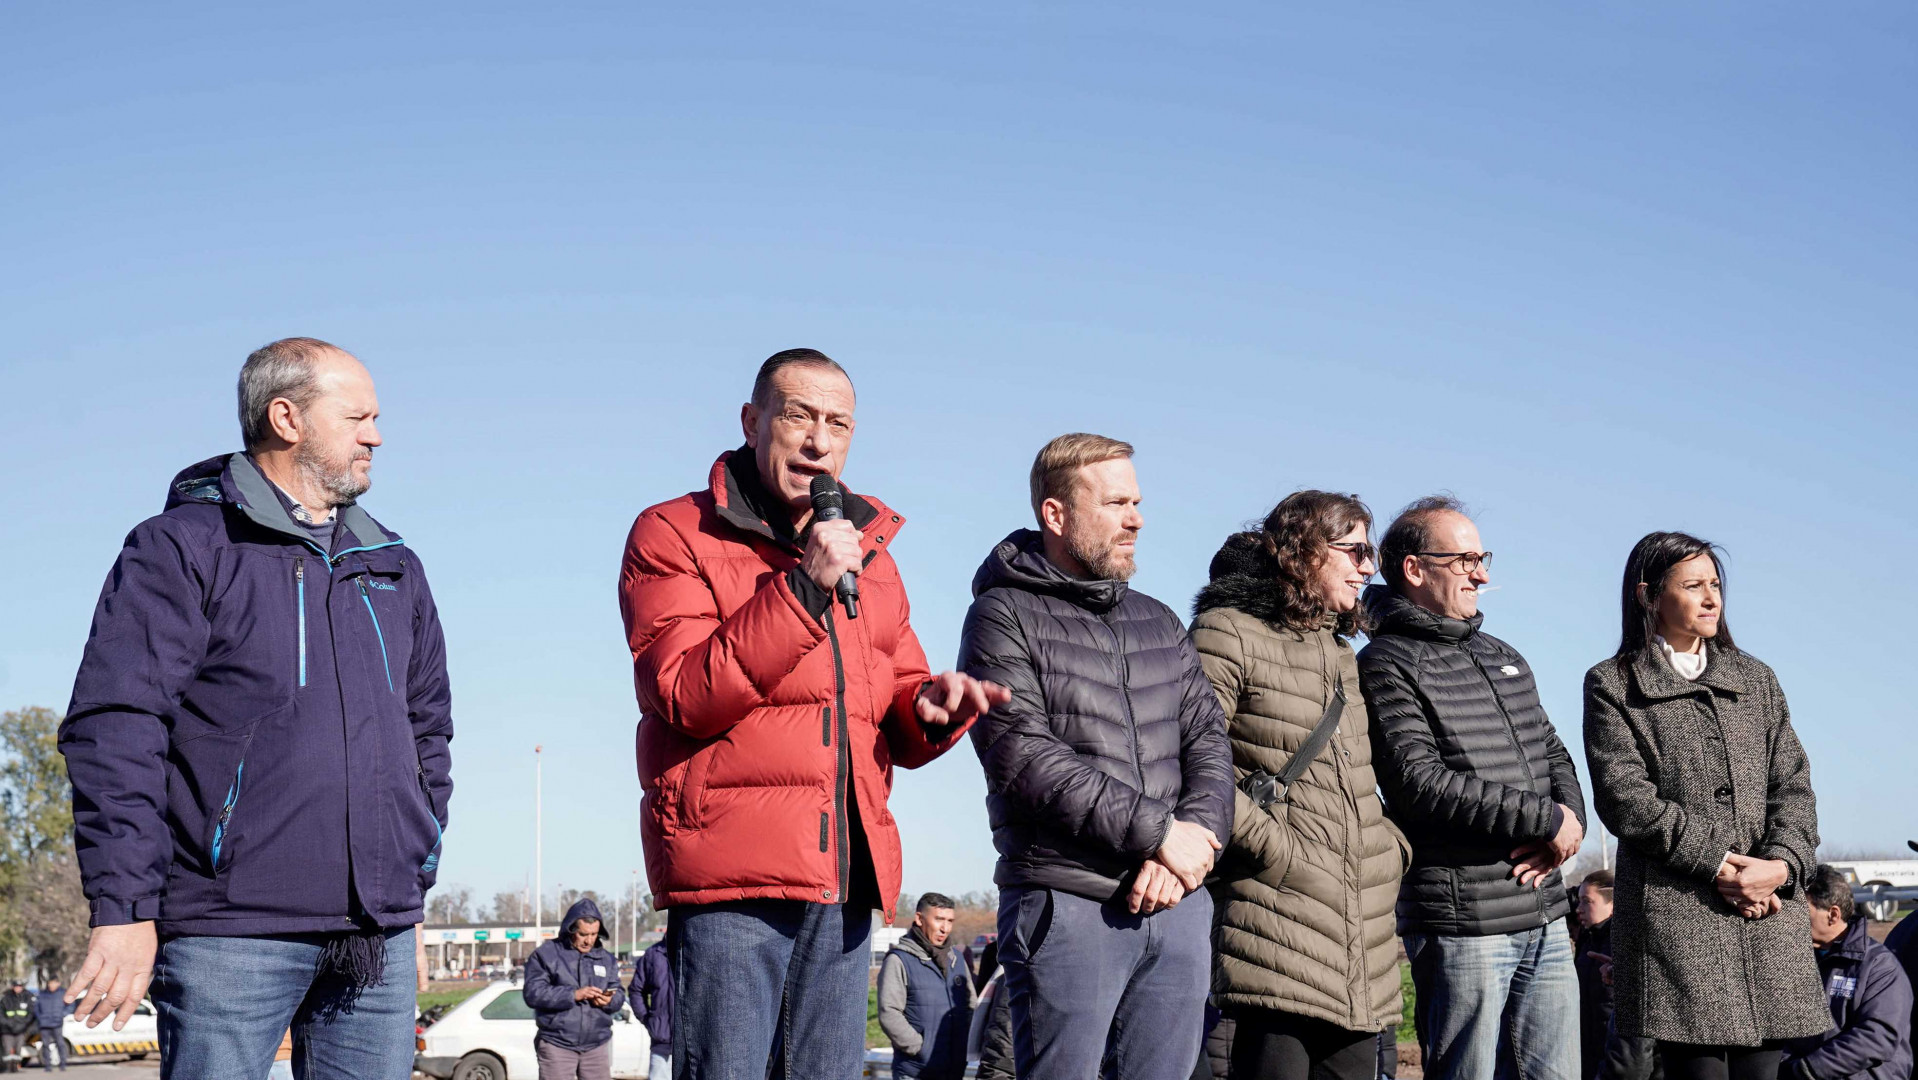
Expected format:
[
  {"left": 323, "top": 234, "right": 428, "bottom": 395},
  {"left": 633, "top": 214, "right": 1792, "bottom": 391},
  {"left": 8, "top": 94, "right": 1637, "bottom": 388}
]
[{"left": 534, "top": 745, "right": 543, "bottom": 941}]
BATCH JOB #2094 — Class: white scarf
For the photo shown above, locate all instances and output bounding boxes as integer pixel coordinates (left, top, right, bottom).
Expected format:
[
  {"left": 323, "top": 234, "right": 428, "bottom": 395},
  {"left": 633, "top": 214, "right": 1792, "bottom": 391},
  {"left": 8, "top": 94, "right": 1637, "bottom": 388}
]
[{"left": 1656, "top": 634, "right": 1707, "bottom": 681}]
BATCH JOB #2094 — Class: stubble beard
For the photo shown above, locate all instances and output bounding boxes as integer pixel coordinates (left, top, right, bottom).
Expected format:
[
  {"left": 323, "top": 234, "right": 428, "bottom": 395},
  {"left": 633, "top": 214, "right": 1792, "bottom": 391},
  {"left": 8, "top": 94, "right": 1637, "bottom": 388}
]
[
  {"left": 295, "top": 440, "right": 372, "bottom": 508},
  {"left": 1068, "top": 529, "right": 1138, "bottom": 582}
]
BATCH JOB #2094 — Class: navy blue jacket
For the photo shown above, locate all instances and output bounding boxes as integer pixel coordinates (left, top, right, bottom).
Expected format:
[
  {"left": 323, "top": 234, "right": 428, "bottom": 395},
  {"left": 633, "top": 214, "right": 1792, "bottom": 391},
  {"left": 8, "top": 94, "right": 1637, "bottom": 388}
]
[
  {"left": 630, "top": 940, "right": 673, "bottom": 1049},
  {"left": 1786, "top": 917, "right": 1914, "bottom": 1080},
  {"left": 62, "top": 454, "right": 453, "bottom": 936},
  {"left": 1887, "top": 915, "right": 1918, "bottom": 1065},
  {"left": 884, "top": 933, "right": 972, "bottom": 1080},
  {"left": 32, "top": 989, "right": 70, "bottom": 1030},
  {"left": 523, "top": 899, "right": 627, "bottom": 1052}
]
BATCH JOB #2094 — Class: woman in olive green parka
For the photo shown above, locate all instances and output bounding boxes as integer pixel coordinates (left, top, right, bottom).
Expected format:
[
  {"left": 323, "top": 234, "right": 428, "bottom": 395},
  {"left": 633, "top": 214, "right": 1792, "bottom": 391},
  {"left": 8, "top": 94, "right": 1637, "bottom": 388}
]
[{"left": 1194, "top": 493, "right": 1410, "bottom": 1080}]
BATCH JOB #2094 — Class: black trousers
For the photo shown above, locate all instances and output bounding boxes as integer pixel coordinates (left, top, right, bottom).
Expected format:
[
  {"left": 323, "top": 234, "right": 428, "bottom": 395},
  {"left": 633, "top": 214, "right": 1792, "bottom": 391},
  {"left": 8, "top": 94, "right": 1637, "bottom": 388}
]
[
  {"left": 1230, "top": 1008, "right": 1380, "bottom": 1080},
  {"left": 1656, "top": 1043, "right": 1780, "bottom": 1080}
]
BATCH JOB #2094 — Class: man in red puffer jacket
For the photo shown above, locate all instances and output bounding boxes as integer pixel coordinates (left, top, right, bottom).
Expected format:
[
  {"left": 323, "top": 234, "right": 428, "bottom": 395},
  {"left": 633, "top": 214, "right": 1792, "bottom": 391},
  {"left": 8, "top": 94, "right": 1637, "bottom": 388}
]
[{"left": 618, "top": 349, "right": 1006, "bottom": 1080}]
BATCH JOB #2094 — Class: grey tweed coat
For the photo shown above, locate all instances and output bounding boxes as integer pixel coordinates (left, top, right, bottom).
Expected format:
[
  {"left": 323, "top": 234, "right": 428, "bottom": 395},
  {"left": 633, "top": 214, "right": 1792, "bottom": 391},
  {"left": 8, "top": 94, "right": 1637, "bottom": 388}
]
[{"left": 1583, "top": 646, "right": 1830, "bottom": 1046}]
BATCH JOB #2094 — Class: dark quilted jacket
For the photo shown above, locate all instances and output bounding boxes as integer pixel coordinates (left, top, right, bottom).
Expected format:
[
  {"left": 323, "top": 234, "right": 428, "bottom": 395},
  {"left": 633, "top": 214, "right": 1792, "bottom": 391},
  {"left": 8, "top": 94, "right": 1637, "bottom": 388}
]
[
  {"left": 958, "top": 529, "right": 1234, "bottom": 902},
  {"left": 1357, "top": 586, "right": 1586, "bottom": 936}
]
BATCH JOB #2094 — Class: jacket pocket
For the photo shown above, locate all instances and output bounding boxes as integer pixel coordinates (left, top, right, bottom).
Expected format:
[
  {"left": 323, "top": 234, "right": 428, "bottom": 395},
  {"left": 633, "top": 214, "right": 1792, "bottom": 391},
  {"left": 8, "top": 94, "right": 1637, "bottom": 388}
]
[
  {"left": 356, "top": 577, "right": 395, "bottom": 693},
  {"left": 414, "top": 758, "right": 444, "bottom": 874},
  {"left": 182, "top": 721, "right": 265, "bottom": 877},
  {"left": 1003, "top": 887, "right": 1056, "bottom": 965},
  {"left": 208, "top": 760, "right": 246, "bottom": 875}
]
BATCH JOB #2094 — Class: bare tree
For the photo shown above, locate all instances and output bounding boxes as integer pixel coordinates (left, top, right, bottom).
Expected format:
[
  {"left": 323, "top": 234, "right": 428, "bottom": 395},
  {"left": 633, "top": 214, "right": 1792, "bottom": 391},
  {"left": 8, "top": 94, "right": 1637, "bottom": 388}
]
[
  {"left": 426, "top": 884, "right": 474, "bottom": 925},
  {"left": 488, "top": 890, "right": 530, "bottom": 924}
]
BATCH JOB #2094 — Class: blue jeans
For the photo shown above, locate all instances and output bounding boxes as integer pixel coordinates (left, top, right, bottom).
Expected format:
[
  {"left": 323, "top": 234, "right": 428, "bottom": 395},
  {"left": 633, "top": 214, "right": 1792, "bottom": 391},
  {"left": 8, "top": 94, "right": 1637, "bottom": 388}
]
[
  {"left": 651, "top": 1050, "right": 673, "bottom": 1079},
  {"left": 37, "top": 1027, "right": 63, "bottom": 1071},
  {"left": 1403, "top": 923, "right": 1578, "bottom": 1080},
  {"left": 151, "top": 927, "right": 417, "bottom": 1080},
  {"left": 668, "top": 900, "right": 870, "bottom": 1080},
  {"left": 998, "top": 885, "right": 1213, "bottom": 1080}
]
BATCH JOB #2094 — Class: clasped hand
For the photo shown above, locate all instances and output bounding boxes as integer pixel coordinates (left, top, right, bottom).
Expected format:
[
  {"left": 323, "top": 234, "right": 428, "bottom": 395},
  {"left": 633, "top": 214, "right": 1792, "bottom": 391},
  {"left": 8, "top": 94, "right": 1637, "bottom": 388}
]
[
  {"left": 1509, "top": 803, "right": 1583, "bottom": 888},
  {"left": 1717, "top": 853, "right": 1788, "bottom": 919},
  {"left": 1127, "top": 819, "right": 1222, "bottom": 915}
]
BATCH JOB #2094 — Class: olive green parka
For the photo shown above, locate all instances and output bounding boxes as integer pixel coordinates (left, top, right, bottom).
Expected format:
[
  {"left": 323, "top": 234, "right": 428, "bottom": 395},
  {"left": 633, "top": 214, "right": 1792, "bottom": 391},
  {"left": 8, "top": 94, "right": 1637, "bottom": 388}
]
[{"left": 1193, "top": 543, "right": 1409, "bottom": 1033}]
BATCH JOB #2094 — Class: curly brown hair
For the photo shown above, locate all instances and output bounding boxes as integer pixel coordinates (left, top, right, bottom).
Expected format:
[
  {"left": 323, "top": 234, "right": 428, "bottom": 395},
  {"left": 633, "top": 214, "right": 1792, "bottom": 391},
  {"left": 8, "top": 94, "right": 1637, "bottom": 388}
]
[{"left": 1258, "top": 490, "right": 1375, "bottom": 637}]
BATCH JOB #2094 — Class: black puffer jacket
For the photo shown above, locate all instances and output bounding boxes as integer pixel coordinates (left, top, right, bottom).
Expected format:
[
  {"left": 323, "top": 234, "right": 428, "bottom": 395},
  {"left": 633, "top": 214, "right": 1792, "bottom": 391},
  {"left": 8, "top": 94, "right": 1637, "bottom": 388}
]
[
  {"left": 1357, "top": 586, "right": 1586, "bottom": 936},
  {"left": 959, "top": 529, "right": 1234, "bottom": 902}
]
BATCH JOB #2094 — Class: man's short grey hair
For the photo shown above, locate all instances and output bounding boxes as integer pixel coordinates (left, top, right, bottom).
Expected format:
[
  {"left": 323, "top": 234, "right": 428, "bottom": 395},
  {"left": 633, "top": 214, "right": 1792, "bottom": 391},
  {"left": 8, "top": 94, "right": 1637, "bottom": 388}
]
[{"left": 237, "top": 337, "right": 342, "bottom": 450}]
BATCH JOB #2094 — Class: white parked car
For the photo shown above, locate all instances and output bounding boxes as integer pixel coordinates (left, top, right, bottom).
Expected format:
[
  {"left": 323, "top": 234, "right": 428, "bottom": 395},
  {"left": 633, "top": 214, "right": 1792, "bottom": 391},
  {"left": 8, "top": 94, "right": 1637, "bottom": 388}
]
[
  {"left": 11, "top": 1000, "right": 161, "bottom": 1067},
  {"left": 414, "top": 981, "right": 652, "bottom": 1080}
]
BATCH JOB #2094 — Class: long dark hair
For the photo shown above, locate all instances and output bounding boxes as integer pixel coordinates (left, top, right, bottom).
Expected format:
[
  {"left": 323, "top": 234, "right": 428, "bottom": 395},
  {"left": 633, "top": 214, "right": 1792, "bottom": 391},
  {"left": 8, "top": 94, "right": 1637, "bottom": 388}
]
[
  {"left": 1258, "top": 490, "right": 1374, "bottom": 638},
  {"left": 1614, "top": 531, "right": 1736, "bottom": 661}
]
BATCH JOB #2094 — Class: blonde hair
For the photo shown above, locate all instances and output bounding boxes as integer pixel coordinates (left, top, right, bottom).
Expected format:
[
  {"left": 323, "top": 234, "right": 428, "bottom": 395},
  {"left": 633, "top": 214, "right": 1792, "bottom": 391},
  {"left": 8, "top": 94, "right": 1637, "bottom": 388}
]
[{"left": 1029, "top": 433, "right": 1134, "bottom": 525}]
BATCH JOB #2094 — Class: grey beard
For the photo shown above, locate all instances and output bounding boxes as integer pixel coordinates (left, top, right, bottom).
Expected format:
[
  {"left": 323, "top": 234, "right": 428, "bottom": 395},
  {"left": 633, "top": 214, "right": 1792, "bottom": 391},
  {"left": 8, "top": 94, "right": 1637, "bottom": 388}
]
[
  {"left": 1068, "top": 532, "right": 1137, "bottom": 582},
  {"left": 295, "top": 444, "right": 370, "bottom": 508}
]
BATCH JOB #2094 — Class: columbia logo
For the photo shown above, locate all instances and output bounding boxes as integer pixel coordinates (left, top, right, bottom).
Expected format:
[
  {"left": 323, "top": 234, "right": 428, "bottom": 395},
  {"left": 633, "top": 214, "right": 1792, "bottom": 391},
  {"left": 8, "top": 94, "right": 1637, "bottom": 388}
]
[{"left": 369, "top": 581, "right": 398, "bottom": 591}]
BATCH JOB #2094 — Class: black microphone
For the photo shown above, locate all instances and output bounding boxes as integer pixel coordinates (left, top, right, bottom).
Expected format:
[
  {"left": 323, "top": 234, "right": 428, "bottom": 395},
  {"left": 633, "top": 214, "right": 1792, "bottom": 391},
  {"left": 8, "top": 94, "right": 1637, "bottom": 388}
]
[{"left": 809, "top": 473, "right": 861, "bottom": 620}]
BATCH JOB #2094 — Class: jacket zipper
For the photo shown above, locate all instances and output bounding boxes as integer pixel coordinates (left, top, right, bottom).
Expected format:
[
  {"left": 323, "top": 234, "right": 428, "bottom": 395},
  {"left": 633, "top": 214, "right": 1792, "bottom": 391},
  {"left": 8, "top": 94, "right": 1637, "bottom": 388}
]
[
  {"left": 357, "top": 578, "right": 394, "bottom": 692},
  {"left": 1321, "top": 633, "right": 1370, "bottom": 1027},
  {"left": 295, "top": 558, "right": 307, "bottom": 688},
  {"left": 1470, "top": 654, "right": 1546, "bottom": 916},
  {"left": 823, "top": 608, "right": 851, "bottom": 903},
  {"left": 1101, "top": 614, "right": 1148, "bottom": 789},
  {"left": 211, "top": 761, "right": 245, "bottom": 872}
]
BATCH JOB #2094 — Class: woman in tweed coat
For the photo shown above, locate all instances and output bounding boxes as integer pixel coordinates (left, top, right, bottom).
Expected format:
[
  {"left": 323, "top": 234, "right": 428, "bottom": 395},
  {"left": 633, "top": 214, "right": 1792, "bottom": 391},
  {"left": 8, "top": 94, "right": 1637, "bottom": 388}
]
[{"left": 1583, "top": 532, "right": 1829, "bottom": 1080}]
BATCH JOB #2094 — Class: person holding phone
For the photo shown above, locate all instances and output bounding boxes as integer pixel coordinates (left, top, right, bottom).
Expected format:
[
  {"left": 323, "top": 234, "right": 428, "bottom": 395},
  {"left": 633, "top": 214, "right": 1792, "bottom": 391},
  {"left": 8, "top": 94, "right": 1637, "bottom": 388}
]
[{"left": 523, "top": 899, "right": 628, "bottom": 1080}]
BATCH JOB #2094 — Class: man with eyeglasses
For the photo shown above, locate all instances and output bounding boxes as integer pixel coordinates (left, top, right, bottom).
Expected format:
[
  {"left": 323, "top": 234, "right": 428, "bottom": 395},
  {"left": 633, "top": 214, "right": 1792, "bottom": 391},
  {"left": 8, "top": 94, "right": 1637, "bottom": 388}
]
[{"left": 1357, "top": 495, "right": 1586, "bottom": 1080}]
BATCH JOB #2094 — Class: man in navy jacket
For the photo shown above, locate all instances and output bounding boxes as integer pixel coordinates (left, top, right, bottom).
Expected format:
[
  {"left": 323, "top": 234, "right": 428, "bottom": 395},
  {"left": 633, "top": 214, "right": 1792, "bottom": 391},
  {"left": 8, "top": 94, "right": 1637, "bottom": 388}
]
[
  {"left": 523, "top": 899, "right": 627, "bottom": 1080},
  {"left": 32, "top": 979, "right": 71, "bottom": 1072},
  {"left": 59, "top": 338, "right": 453, "bottom": 1080},
  {"left": 1785, "top": 866, "right": 1913, "bottom": 1080},
  {"left": 630, "top": 938, "right": 674, "bottom": 1080}
]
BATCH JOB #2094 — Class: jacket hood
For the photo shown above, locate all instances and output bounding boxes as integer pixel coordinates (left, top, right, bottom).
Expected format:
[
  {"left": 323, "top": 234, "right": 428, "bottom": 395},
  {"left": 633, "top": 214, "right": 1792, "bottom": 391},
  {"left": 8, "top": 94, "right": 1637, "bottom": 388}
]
[
  {"left": 561, "top": 898, "right": 607, "bottom": 945},
  {"left": 1193, "top": 530, "right": 1279, "bottom": 619},
  {"left": 1363, "top": 583, "right": 1481, "bottom": 644},
  {"left": 166, "top": 452, "right": 400, "bottom": 555},
  {"left": 971, "top": 529, "right": 1127, "bottom": 613}
]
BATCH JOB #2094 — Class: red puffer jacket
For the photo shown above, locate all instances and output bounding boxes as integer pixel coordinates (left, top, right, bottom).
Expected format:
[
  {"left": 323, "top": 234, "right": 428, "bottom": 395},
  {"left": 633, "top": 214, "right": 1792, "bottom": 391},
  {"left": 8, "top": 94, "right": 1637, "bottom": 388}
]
[{"left": 620, "top": 450, "right": 969, "bottom": 912}]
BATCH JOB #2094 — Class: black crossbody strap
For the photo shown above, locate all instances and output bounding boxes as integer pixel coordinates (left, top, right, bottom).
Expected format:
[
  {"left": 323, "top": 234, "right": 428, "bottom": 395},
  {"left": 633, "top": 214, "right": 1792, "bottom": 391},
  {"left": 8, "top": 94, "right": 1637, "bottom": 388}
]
[{"left": 1274, "top": 679, "right": 1344, "bottom": 797}]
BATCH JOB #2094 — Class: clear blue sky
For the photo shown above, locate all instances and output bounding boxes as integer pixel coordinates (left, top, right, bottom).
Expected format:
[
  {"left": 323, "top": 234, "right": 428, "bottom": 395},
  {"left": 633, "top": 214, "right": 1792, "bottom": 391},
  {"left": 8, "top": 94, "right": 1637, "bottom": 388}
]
[{"left": 3, "top": 3, "right": 1913, "bottom": 913}]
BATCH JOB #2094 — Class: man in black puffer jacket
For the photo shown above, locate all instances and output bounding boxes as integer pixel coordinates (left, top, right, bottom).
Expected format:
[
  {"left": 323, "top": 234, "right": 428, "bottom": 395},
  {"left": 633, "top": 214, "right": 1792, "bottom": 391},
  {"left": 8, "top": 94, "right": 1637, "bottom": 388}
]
[
  {"left": 1359, "top": 496, "right": 1586, "bottom": 1080},
  {"left": 959, "top": 433, "right": 1233, "bottom": 1080}
]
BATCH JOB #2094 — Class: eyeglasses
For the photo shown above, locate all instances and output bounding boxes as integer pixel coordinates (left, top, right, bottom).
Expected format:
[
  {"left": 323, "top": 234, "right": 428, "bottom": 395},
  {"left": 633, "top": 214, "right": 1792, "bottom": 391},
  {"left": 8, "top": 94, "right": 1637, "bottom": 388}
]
[
  {"left": 1329, "top": 541, "right": 1377, "bottom": 565},
  {"left": 1417, "top": 551, "right": 1493, "bottom": 574}
]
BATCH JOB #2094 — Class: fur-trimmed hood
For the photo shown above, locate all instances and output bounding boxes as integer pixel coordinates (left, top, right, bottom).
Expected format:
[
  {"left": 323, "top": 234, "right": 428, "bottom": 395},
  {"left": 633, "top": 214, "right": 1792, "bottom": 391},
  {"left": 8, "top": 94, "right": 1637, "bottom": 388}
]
[
  {"left": 1192, "top": 530, "right": 1284, "bottom": 622},
  {"left": 1192, "top": 530, "right": 1345, "bottom": 635}
]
